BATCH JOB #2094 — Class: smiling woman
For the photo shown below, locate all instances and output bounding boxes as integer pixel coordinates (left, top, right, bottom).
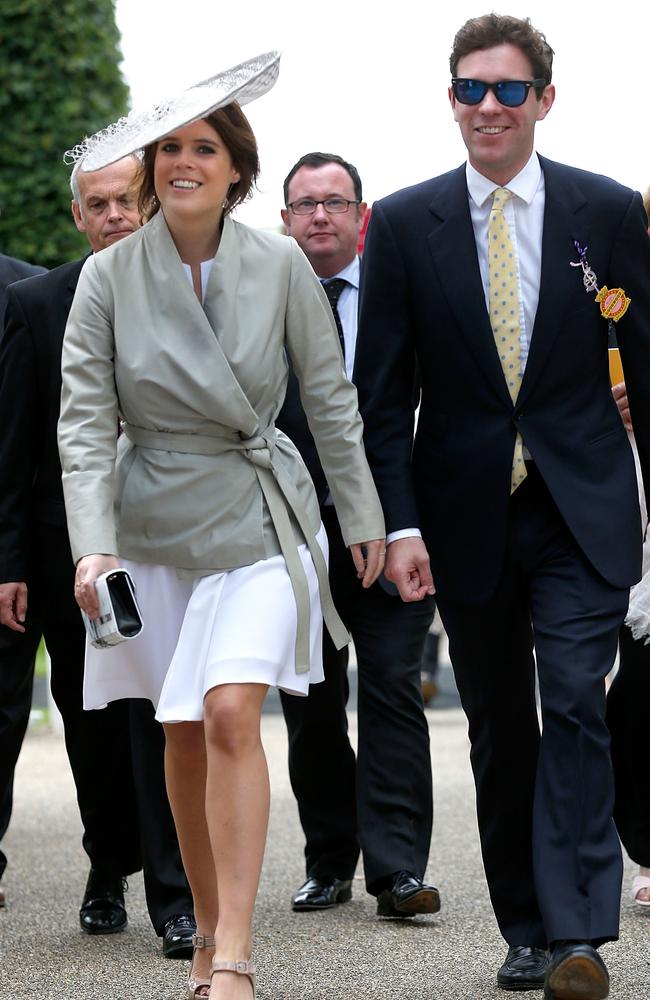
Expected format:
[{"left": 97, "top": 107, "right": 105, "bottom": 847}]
[
  {"left": 58, "top": 51, "right": 384, "bottom": 1000},
  {"left": 136, "top": 106, "right": 258, "bottom": 298},
  {"left": 139, "top": 104, "right": 259, "bottom": 223}
]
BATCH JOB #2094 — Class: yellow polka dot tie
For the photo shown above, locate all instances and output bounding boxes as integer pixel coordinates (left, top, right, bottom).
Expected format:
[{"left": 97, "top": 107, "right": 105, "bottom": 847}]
[{"left": 488, "top": 187, "right": 527, "bottom": 493}]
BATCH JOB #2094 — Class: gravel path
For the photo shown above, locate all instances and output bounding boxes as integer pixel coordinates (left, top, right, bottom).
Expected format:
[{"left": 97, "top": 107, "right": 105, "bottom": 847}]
[{"left": 1, "top": 708, "right": 649, "bottom": 999}]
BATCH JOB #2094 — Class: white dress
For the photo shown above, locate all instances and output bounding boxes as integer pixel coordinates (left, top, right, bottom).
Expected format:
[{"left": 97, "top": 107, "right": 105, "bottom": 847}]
[
  {"left": 83, "top": 261, "right": 328, "bottom": 721},
  {"left": 83, "top": 526, "right": 328, "bottom": 721}
]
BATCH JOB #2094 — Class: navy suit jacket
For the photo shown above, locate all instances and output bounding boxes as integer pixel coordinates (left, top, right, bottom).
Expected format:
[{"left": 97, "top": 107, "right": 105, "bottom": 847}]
[{"left": 354, "top": 156, "right": 650, "bottom": 603}]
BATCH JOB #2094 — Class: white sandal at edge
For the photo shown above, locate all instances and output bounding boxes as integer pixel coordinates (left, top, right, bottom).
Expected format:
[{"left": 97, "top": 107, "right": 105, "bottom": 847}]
[
  {"left": 186, "top": 933, "right": 215, "bottom": 999},
  {"left": 210, "top": 959, "right": 256, "bottom": 998},
  {"left": 631, "top": 872, "right": 650, "bottom": 907}
]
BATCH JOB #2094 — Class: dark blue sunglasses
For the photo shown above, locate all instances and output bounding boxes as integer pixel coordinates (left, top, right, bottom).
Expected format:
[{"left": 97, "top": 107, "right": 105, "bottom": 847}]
[{"left": 451, "top": 77, "right": 547, "bottom": 108}]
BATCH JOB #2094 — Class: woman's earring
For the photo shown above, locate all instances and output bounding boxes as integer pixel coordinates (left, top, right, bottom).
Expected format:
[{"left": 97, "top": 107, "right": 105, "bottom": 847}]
[{"left": 223, "top": 182, "right": 235, "bottom": 211}]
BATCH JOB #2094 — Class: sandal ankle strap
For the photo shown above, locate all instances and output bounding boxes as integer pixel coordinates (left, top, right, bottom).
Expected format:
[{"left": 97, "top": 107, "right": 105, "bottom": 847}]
[
  {"left": 211, "top": 958, "right": 256, "bottom": 975},
  {"left": 191, "top": 933, "right": 216, "bottom": 948}
]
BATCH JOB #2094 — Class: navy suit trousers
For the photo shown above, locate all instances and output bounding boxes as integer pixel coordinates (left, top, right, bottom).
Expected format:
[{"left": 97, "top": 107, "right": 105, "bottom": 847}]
[{"left": 436, "top": 464, "right": 627, "bottom": 948}]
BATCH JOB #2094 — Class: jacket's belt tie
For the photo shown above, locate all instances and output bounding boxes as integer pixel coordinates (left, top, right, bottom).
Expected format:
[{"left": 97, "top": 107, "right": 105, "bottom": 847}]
[{"left": 122, "top": 423, "right": 349, "bottom": 674}]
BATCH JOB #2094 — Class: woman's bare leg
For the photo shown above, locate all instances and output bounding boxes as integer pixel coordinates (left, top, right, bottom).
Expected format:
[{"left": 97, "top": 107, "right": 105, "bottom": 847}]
[
  {"left": 164, "top": 720, "right": 218, "bottom": 991},
  {"left": 203, "top": 683, "right": 269, "bottom": 1000}
]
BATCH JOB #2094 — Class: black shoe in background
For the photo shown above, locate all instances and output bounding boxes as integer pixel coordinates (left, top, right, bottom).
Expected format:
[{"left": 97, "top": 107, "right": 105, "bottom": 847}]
[
  {"left": 291, "top": 876, "right": 353, "bottom": 911},
  {"left": 376, "top": 870, "right": 441, "bottom": 917},
  {"left": 79, "top": 868, "right": 128, "bottom": 935},
  {"left": 162, "top": 913, "right": 196, "bottom": 959}
]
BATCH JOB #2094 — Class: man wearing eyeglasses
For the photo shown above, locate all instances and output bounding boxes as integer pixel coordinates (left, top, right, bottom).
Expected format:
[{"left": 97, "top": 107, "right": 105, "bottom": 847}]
[
  {"left": 354, "top": 12, "right": 650, "bottom": 1000},
  {"left": 277, "top": 153, "right": 437, "bottom": 924}
]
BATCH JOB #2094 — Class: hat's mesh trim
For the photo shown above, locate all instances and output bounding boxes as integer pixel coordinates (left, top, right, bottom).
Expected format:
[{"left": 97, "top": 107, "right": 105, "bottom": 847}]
[{"left": 64, "top": 52, "right": 279, "bottom": 169}]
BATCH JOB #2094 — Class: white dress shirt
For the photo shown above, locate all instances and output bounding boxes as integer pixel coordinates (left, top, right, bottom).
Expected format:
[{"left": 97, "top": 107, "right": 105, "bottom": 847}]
[{"left": 466, "top": 152, "right": 545, "bottom": 373}]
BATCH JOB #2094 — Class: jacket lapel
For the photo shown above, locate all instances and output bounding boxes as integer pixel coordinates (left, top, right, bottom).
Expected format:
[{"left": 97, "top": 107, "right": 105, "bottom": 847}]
[
  {"left": 143, "top": 212, "right": 259, "bottom": 435},
  {"left": 426, "top": 166, "right": 513, "bottom": 408},
  {"left": 518, "top": 156, "right": 589, "bottom": 402},
  {"left": 202, "top": 216, "right": 243, "bottom": 362}
]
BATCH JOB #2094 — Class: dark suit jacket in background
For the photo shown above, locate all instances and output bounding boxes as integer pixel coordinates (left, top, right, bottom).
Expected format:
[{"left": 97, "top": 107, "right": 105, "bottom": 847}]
[
  {"left": 0, "top": 254, "right": 45, "bottom": 325},
  {"left": 0, "top": 252, "right": 47, "bottom": 881},
  {"left": 0, "top": 259, "right": 84, "bottom": 587},
  {"left": 0, "top": 260, "right": 191, "bottom": 929}
]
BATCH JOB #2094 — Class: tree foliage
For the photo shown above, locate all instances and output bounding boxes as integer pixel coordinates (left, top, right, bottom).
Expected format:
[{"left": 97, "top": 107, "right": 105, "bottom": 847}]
[{"left": 0, "top": 0, "right": 129, "bottom": 267}]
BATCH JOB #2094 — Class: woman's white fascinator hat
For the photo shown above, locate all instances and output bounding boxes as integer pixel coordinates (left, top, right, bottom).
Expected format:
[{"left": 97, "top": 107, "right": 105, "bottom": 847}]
[{"left": 64, "top": 50, "right": 280, "bottom": 171}]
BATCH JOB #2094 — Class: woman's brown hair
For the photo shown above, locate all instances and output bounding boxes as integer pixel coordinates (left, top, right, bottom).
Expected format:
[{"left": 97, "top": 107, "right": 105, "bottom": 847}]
[{"left": 137, "top": 101, "right": 260, "bottom": 221}]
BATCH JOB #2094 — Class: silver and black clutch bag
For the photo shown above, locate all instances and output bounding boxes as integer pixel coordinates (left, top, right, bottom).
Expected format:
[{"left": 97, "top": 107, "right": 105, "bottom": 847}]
[{"left": 81, "top": 569, "right": 144, "bottom": 649}]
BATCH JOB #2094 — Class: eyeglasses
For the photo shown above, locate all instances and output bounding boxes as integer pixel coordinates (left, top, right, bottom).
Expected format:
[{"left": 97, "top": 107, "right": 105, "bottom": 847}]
[
  {"left": 287, "top": 198, "right": 360, "bottom": 216},
  {"left": 451, "top": 77, "right": 547, "bottom": 108}
]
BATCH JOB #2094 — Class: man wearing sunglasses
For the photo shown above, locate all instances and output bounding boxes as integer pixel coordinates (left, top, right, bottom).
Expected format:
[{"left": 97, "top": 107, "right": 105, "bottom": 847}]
[{"left": 355, "top": 12, "right": 650, "bottom": 1000}]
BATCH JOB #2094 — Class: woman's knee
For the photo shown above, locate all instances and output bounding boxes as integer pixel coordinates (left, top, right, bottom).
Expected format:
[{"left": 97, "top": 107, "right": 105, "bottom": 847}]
[{"left": 203, "top": 685, "right": 263, "bottom": 755}]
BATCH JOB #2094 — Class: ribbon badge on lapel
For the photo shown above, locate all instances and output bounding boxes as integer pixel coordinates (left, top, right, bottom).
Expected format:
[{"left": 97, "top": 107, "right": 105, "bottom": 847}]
[{"left": 570, "top": 240, "right": 631, "bottom": 322}]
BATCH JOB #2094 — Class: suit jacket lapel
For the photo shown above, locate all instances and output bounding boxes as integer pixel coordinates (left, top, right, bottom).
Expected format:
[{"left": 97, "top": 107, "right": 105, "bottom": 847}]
[
  {"left": 426, "top": 166, "right": 513, "bottom": 408},
  {"left": 518, "top": 156, "right": 589, "bottom": 402},
  {"left": 143, "top": 211, "right": 259, "bottom": 435}
]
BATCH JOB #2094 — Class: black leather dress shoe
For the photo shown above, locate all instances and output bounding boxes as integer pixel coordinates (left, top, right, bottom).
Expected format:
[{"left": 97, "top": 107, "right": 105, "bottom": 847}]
[
  {"left": 497, "top": 946, "right": 549, "bottom": 991},
  {"left": 291, "top": 876, "right": 352, "bottom": 911},
  {"left": 162, "top": 913, "right": 196, "bottom": 959},
  {"left": 376, "top": 871, "right": 441, "bottom": 917},
  {"left": 79, "top": 868, "right": 127, "bottom": 935},
  {"left": 544, "top": 942, "right": 609, "bottom": 1000}
]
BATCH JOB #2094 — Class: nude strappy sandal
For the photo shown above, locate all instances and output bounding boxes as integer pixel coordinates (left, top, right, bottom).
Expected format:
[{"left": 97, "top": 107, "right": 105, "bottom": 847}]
[
  {"left": 210, "top": 958, "right": 256, "bottom": 998},
  {"left": 186, "top": 933, "right": 215, "bottom": 999},
  {"left": 631, "top": 872, "right": 650, "bottom": 907}
]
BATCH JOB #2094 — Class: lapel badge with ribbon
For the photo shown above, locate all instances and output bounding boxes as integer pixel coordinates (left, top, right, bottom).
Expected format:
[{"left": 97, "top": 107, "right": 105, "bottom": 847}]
[{"left": 570, "top": 240, "right": 631, "bottom": 322}]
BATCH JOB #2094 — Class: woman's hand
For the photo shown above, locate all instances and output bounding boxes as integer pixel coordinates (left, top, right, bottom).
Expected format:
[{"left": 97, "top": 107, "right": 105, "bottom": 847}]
[
  {"left": 612, "top": 381, "right": 632, "bottom": 431},
  {"left": 349, "top": 539, "right": 386, "bottom": 589},
  {"left": 74, "top": 554, "right": 120, "bottom": 619}
]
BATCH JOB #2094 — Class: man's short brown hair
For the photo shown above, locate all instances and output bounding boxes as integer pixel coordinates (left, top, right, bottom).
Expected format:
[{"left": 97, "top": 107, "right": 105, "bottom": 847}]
[{"left": 450, "top": 13, "right": 554, "bottom": 95}]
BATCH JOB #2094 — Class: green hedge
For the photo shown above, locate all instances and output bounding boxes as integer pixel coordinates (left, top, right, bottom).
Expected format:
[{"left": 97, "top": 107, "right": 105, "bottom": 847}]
[{"left": 0, "top": 0, "right": 129, "bottom": 268}]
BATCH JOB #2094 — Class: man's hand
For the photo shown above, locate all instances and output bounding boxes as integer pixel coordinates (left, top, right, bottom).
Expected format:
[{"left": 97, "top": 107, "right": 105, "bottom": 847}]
[
  {"left": 612, "top": 381, "right": 632, "bottom": 431},
  {"left": 385, "top": 537, "right": 435, "bottom": 602},
  {"left": 74, "top": 554, "right": 120, "bottom": 619},
  {"left": 0, "top": 582, "right": 28, "bottom": 632},
  {"left": 350, "top": 539, "right": 386, "bottom": 588}
]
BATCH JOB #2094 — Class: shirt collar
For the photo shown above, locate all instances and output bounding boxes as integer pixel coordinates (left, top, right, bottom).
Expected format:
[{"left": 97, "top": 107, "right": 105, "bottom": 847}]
[
  {"left": 322, "top": 255, "right": 359, "bottom": 289},
  {"left": 466, "top": 152, "right": 542, "bottom": 208}
]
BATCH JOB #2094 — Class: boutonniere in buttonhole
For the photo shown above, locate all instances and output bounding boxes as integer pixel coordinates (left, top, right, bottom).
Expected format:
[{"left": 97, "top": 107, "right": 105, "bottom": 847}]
[{"left": 570, "top": 241, "right": 631, "bottom": 322}]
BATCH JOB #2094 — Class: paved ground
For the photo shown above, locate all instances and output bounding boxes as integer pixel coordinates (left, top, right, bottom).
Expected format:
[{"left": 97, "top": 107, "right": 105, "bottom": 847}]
[{"left": 1, "top": 703, "right": 649, "bottom": 1000}]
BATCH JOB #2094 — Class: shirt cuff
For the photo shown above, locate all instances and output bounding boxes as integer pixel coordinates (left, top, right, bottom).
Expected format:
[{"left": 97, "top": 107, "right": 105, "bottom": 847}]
[{"left": 386, "top": 528, "right": 422, "bottom": 544}]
